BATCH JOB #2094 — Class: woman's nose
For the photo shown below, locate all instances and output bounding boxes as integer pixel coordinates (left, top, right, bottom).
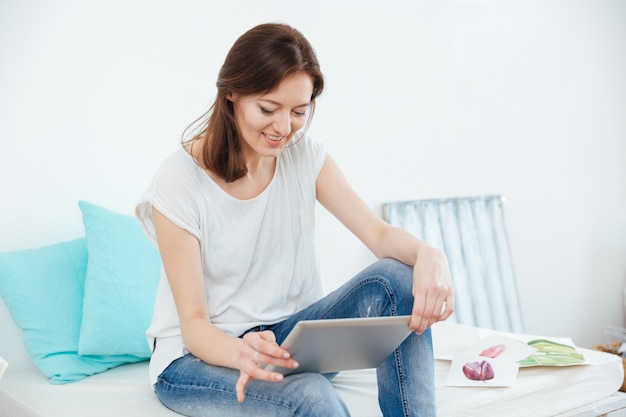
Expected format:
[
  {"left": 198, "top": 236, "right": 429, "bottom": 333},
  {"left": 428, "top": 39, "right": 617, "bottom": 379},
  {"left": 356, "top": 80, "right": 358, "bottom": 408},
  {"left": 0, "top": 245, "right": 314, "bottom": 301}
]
[{"left": 273, "top": 111, "right": 292, "bottom": 137}]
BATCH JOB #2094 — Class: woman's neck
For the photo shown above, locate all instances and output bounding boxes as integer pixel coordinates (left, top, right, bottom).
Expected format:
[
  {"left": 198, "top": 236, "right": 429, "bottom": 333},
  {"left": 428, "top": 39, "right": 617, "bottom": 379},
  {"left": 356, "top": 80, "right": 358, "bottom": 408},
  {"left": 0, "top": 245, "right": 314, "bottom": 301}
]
[{"left": 188, "top": 139, "right": 277, "bottom": 200}]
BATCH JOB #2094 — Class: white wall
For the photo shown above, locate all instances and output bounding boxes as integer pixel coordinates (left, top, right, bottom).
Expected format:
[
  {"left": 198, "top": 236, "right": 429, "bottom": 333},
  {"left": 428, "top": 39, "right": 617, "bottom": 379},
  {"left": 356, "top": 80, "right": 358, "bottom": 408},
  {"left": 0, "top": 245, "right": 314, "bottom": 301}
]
[{"left": 1, "top": 0, "right": 625, "bottom": 349}]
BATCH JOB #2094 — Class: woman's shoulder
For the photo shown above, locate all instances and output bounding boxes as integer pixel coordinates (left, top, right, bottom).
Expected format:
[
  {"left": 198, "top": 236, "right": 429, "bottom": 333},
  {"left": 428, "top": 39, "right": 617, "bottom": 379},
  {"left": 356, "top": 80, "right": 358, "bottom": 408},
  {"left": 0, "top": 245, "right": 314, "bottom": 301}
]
[
  {"left": 140, "top": 146, "right": 208, "bottom": 217},
  {"left": 153, "top": 146, "right": 200, "bottom": 178},
  {"left": 142, "top": 147, "right": 207, "bottom": 199}
]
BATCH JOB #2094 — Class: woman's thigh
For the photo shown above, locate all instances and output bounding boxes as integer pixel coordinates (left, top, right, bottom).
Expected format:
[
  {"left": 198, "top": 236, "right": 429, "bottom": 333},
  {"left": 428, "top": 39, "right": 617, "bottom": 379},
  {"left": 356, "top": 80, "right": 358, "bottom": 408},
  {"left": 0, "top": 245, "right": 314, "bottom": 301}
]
[{"left": 155, "top": 354, "right": 350, "bottom": 417}]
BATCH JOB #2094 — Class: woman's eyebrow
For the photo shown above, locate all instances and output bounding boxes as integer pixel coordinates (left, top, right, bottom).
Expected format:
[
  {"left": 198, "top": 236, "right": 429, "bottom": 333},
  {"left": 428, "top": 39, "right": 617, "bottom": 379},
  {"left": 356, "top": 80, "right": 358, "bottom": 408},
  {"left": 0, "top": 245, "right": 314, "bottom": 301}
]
[{"left": 258, "top": 98, "right": 310, "bottom": 108}]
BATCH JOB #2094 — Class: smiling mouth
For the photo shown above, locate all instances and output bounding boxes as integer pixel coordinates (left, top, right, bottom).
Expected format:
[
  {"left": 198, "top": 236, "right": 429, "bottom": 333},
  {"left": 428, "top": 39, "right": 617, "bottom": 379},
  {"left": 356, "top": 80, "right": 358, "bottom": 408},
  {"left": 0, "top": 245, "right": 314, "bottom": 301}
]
[{"left": 263, "top": 133, "right": 283, "bottom": 142}]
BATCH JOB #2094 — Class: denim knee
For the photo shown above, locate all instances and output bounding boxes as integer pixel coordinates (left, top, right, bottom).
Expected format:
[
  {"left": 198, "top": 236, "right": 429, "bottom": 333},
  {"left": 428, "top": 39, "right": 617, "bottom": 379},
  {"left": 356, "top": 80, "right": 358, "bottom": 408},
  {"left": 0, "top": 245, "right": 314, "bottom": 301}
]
[
  {"left": 355, "top": 258, "right": 414, "bottom": 317},
  {"left": 285, "top": 373, "right": 350, "bottom": 416}
]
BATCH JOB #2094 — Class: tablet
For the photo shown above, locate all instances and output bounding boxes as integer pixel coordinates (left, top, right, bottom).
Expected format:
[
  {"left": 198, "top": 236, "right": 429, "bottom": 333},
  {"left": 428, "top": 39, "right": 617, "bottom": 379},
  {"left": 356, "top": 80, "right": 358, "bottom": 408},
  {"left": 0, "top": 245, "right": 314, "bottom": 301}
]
[{"left": 264, "top": 315, "right": 412, "bottom": 376}]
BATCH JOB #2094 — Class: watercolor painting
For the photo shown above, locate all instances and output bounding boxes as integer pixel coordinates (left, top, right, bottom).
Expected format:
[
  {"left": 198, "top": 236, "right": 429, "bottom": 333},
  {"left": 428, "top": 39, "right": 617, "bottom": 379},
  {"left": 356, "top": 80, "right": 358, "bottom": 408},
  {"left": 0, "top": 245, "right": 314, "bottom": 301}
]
[
  {"left": 444, "top": 334, "right": 536, "bottom": 387},
  {"left": 436, "top": 325, "right": 589, "bottom": 387},
  {"left": 518, "top": 339, "right": 586, "bottom": 367}
]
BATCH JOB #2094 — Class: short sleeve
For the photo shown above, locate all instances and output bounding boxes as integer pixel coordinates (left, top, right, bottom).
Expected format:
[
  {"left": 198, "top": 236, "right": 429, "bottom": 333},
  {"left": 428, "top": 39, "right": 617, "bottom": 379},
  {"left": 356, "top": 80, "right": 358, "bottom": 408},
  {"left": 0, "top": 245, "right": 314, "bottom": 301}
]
[{"left": 136, "top": 149, "right": 204, "bottom": 245}]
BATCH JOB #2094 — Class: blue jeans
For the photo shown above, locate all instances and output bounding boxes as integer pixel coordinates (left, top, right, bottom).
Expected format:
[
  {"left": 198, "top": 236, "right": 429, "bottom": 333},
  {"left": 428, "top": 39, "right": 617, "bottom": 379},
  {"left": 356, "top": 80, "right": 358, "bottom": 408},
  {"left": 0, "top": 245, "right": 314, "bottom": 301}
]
[{"left": 154, "top": 258, "right": 436, "bottom": 417}]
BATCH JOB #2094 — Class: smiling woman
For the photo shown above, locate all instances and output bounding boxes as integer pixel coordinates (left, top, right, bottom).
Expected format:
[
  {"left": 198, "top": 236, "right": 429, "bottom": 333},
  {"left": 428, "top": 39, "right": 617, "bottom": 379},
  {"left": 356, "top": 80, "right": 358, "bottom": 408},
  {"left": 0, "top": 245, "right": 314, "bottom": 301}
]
[
  {"left": 134, "top": 21, "right": 454, "bottom": 417},
  {"left": 186, "top": 23, "right": 324, "bottom": 185},
  {"left": 190, "top": 71, "right": 315, "bottom": 201},
  {"left": 228, "top": 72, "right": 313, "bottom": 159}
]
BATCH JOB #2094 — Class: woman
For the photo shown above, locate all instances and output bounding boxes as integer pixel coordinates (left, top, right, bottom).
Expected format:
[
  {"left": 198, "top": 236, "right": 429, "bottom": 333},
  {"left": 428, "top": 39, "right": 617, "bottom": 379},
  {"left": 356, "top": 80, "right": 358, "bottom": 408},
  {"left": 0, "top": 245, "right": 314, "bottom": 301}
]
[{"left": 136, "top": 23, "right": 454, "bottom": 417}]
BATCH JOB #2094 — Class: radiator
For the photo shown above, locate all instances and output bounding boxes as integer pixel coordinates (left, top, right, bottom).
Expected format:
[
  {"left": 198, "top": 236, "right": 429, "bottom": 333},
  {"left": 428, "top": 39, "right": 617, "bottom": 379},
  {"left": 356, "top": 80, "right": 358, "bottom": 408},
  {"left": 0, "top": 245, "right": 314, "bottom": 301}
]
[{"left": 383, "top": 195, "right": 524, "bottom": 333}]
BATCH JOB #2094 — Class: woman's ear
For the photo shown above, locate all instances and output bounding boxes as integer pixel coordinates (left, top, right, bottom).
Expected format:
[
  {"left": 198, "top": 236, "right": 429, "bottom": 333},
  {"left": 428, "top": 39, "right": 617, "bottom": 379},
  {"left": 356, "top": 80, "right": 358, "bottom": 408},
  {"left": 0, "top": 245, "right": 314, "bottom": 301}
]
[{"left": 226, "top": 91, "right": 237, "bottom": 103}]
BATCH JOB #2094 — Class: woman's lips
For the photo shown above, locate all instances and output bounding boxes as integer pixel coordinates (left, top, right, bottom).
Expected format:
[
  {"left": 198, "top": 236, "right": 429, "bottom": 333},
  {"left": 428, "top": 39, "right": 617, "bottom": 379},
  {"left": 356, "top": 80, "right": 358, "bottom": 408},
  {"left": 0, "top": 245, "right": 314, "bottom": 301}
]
[
  {"left": 263, "top": 132, "right": 283, "bottom": 142},
  {"left": 263, "top": 132, "right": 285, "bottom": 147}
]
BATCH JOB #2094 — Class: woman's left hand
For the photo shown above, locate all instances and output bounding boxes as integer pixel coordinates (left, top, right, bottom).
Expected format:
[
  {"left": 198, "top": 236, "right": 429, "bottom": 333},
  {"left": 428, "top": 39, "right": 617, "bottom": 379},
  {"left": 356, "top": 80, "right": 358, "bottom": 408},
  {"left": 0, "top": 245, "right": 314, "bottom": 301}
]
[{"left": 410, "top": 244, "right": 454, "bottom": 334}]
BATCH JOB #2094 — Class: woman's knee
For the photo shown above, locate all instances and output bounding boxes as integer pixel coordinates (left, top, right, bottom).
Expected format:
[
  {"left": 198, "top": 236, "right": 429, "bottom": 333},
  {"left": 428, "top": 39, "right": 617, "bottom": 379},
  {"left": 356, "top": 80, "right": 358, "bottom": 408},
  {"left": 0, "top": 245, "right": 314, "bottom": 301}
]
[
  {"left": 371, "top": 258, "right": 413, "bottom": 283},
  {"left": 356, "top": 259, "right": 414, "bottom": 316},
  {"left": 286, "top": 373, "right": 349, "bottom": 416}
]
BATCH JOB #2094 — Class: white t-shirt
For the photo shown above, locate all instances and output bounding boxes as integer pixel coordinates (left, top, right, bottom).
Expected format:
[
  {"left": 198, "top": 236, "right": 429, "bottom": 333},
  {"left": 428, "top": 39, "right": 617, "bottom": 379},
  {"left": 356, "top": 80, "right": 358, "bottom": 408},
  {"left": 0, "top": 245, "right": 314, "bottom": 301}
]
[{"left": 136, "top": 135, "right": 326, "bottom": 385}]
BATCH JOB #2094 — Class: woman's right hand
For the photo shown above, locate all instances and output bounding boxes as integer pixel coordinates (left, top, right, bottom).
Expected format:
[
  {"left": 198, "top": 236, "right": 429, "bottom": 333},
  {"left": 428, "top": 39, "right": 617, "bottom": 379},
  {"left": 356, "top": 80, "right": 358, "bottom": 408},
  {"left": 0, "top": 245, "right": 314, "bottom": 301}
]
[{"left": 234, "top": 330, "right": 299, "bottom": 403}]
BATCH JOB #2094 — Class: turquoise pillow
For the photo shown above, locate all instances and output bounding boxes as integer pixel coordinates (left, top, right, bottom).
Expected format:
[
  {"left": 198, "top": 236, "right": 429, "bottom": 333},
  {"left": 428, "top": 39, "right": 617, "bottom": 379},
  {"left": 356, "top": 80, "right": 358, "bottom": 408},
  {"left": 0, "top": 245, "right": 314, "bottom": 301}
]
[
  {"left": 0, "top": 239, "right": 143, "bottom": 384},
  {"left": 77, "top": 201, "right": 161, "bottom": 357}
]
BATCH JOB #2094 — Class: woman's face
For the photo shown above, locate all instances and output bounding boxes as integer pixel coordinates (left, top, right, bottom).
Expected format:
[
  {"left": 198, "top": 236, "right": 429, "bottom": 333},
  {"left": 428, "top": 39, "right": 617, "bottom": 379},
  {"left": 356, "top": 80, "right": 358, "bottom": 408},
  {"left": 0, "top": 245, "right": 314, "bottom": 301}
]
[{"left": 229, "top": 71, "right": 314, "bottom": 160}]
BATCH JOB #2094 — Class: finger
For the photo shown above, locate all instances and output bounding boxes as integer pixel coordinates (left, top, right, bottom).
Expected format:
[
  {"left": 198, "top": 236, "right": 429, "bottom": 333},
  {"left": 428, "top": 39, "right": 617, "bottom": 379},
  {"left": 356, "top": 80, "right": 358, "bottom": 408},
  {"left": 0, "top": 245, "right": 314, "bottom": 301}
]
[
  {"left": 430, "top": 281, "right": 454, "bottom": 323},
  {"left": 248, "top": 331, "right": 292, "bottom": 361},
  {"left": 412, "top": 310, "right": 430, "bottom": 334},
  {"left": 243, "top": 361, "right": 286, "bottom": 384},
  {"left": 257, "top": 330, "right": 277, "bottom": 343},
  {"left": 439, "top": 293, "right": 455, "bottom": 321},
  {"left": 236, "top": 367, "right": 287, "bottom": 403},
  {"left": 258, "top": 332, "right": 289, "bottom": 359},
  {"left": 236, "top": 372, "right": 252, "bottom": 403},
  {"left": 409, "top": 294, "right": 429, "bottom": 334},
  {"left": 411, "top": 291, "right": 442, "bottom": 333},
  {"left": 254, "top": 350, "right": 299, "bottom": 371}
]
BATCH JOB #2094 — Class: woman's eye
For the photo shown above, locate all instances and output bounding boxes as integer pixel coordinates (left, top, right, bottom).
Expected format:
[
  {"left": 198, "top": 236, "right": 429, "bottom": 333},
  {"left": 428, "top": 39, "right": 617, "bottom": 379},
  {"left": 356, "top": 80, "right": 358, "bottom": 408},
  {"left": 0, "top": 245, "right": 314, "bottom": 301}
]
[
  {"left": 293, "top": 111, "right": 306, "bottom": 117},
  {"left": 260, "top": 107, "right": 275, "bottom": 114}
]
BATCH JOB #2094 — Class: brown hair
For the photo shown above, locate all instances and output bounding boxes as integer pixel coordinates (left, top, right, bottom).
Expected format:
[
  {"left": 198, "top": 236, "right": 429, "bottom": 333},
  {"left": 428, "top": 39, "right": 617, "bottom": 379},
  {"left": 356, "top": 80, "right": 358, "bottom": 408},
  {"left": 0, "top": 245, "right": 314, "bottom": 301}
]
[{"left": 184, "top": 23, "right": 324, "bottom": 182}]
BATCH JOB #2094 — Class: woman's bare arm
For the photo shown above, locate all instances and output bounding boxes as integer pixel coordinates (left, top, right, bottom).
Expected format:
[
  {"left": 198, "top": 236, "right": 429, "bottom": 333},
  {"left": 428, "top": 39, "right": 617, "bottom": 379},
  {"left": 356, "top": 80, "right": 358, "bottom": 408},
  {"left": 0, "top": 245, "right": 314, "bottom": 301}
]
[
  {"left": 315, "top": 155, "right": 454, "bottom": 333},
  {"left": 151, "top": 208, "right": 296, "bottom": 401}
]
